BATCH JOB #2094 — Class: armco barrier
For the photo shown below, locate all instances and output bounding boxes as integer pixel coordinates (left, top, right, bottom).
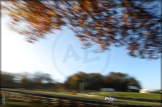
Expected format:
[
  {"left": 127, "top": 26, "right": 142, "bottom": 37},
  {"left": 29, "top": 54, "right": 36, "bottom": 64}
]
[{"left": 1, "top": 88, "right": 161, "bottom": 107}]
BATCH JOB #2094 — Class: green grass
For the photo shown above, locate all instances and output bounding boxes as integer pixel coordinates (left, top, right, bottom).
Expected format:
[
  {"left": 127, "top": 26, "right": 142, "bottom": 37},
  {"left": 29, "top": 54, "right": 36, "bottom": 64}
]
[
  {"left": 7, "top": 89, "right": 161, "bottom": 100},
  {"left": 24, "top": 89, "right": 161, "bottom": 100},
  {"left": 97, "top": 92, "right": 161, "bottom": 100},
  {"left": 31, "top": 90, "right": 161, "bottom": 104}
]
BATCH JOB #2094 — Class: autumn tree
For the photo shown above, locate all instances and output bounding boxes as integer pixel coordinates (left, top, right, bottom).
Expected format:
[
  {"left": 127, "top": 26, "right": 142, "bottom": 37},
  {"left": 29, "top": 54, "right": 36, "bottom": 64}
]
[
  {"left": 104, "top": 72, "right": 141, "bottom": 91},
  {"left": 86, "top": 73, "right": 104, "bottom": 90},
  {"left": 64, "top": 71, "right": 141, "bottom": 91},
  {"left": 2, "top": 0, "right": 162, "bottom": 59},
  {"left": 1, "top": 71, "right": 57, "bottom": 89},
  {"left": 54, "top": 83, "right": 65, "bottom": 91},
  {"left": 64, "top": 71, "right": 88, "bottom": 90},
  {"left": 18, "top": 72, "right": 32, "bottom": 89},
  {"left": 30, "top": 71, "right": 55, "bottom": 89},
  {"left": 127, "top": 77, "right": 141, "bottom": 89},
  {"left": 1, "top": 72, "right": 15, "bottom": 88}
]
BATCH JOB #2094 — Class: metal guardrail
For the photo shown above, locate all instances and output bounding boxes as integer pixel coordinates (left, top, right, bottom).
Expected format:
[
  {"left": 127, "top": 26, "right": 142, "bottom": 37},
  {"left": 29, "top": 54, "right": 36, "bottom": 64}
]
[{"left": 1, "top": 88, "right": 161, "bottom": 107}]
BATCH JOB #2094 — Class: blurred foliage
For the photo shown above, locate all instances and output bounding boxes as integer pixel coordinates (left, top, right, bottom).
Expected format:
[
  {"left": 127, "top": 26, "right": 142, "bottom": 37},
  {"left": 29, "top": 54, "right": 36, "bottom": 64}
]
[
  {"left": 1, "top": 71, "right": 58, "bottom": 90},
  {"left": 1, "top": 71, "right": 141, "bottom": 92},
  {"left": 64, "top": 71, "right": 141, "bottom": 91},
  {"left": 1, "top": 72, "right": 15, "bottom": 87},
  {"left": 2, "top": 0, "right": 162, "bottom": 59}
]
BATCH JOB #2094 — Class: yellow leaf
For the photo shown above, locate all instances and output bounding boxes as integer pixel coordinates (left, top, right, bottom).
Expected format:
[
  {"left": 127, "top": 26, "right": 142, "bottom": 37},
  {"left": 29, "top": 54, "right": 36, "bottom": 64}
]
[
  {"left": 95, "top": 22, "right": 100, "bottom": 27},
  {"left": 81, "top": 24, "right": 86, "bottom": 27},
  {"left": 123, "top": 14, "right": 129, "bottom": 25},
  {"left": 91, "top": 38, "right": 95, "bottom": 42},
  {"left": 145, "top": 34, "right": 150, "bottom": 36},
  {"left": 76, "top": 35, "right": 82, "bottom": 38},
  {"left": 97, "top": 35, "right": 101, "bottom": 38}
]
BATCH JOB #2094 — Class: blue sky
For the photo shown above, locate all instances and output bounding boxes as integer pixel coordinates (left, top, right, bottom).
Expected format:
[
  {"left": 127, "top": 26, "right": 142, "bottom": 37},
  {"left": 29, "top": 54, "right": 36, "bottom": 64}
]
[{"left": 2, "top": 16, "right": 161, "bottom": 90}]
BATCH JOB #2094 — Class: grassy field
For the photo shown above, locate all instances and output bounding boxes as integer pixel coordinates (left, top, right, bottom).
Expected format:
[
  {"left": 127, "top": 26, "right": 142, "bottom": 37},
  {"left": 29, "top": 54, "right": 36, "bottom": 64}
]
[
  {"left": 28, "top": 90, "right": 162, "bottom": 106},
  {"left": 96, "top": 92, "right": 161, "bottom": 100},
  {"left": 10, "top": 88, "right": 161, "bottom": 100},
  {"left": 31, "top": 90, "right": 161, "bottom": 100},
  {"left": 31, "top": 90, "right": 161, "bottom": 102}
]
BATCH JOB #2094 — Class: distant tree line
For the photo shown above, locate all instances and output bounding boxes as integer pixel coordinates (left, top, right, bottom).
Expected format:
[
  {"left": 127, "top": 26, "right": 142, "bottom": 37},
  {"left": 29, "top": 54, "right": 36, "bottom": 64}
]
[
  {"left": 1, "top": 71, "right": 141, "bottom": 92},
  {"left": 64, "top": 71, "right": 141, "bottom": 92},
  {"left": 1, "top": 71, "right": 58, "bottom": 90}
]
